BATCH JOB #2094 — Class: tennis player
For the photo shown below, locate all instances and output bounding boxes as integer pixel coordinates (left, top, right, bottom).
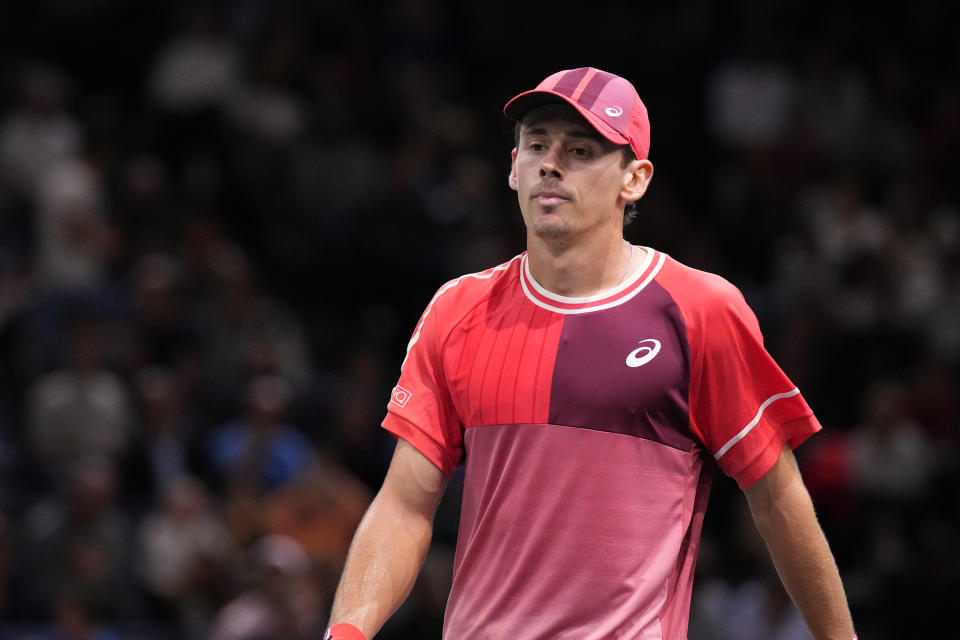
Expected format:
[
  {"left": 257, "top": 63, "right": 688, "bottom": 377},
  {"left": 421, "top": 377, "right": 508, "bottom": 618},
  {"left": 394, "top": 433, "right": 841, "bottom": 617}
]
[{"left": 325, "top": 67, "right": 857, "bottom": 640}]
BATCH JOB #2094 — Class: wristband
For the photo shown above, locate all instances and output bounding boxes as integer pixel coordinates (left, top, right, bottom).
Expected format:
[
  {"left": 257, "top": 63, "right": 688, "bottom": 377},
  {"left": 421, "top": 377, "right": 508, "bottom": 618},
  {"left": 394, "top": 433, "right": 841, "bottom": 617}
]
[{"left": 325, "top": 622, "right": 367, "bottom": 640}]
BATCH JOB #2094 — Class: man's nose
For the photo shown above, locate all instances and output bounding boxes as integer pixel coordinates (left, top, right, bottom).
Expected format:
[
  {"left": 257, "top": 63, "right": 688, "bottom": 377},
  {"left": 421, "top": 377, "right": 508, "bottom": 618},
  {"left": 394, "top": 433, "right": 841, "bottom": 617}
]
[{"left": 539, "top": 148, "right": 562, "bottom": 178}]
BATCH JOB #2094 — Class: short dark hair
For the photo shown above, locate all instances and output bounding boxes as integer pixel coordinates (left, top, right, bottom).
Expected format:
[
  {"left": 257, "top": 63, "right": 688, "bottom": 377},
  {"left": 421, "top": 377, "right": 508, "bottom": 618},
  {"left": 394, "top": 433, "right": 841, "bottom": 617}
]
[{"left": 513, "top": 121, "right": 641, "bottom": 225}]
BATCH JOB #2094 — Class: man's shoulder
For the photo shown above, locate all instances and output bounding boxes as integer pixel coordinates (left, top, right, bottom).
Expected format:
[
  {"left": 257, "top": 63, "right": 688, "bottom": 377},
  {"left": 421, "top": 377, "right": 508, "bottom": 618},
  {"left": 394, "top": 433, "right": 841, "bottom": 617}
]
[
  {"left": 656, "top": 251, "right": 746, "bottom": 308},
  {"left": 425, "top": 253, "right": 524, "bottom": 316}
]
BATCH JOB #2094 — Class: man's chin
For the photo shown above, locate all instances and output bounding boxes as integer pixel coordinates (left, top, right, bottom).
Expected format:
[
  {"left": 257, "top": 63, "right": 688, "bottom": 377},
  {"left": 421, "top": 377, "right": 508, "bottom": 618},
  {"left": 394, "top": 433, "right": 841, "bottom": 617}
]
[{"left": 531, "top": 219, "right": 573, "bottom": 241}]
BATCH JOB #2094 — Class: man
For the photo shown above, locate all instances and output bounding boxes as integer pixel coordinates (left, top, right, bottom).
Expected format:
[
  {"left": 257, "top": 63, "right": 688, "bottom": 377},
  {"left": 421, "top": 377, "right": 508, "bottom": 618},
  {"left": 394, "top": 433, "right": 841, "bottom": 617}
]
[{"left": 326, "top": 67, "right": 857, "bottom": 640}]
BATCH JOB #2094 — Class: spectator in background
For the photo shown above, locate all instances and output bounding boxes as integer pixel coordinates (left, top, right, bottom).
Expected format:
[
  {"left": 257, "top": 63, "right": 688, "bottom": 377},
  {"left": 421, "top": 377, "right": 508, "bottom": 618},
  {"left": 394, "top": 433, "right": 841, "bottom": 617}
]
[
  {"left": 844, "top": 379, "right": 946, "bottom": 638},
  {"left": 703, "top": 30, "right": 801, "bottom": 280},
  {"left": 145, "top": 2, "right": 239, "bottom": 206},
  {"left": 124, "top": 252, "right": 205, "bottom": 373},
  {"left": 31, "top": 158, "right": 117, "bottom": 295},
  {"left": 225, "top": 14, "right": 307, "bottom": 147},
  {"left": 13, "top": 457, "right": 141, "bottom": 622},
  {"left": 706, "top": 35, "right": 796, "bottom": 154},
  {"left": 794, "top": 38, "right": 869, "bottom": 169},
  {"left": 205, "top": 245, "right": 314, "bottom": 389},
  {"left": 0, "top": 63, "right": 81, "bottom": 197},
  {"left": 208, "top": 533, "right": 325, "bottom": 640},
  {"left": 851, "top": 379, "right": 937, "bottom": 509},
  {"left": 40, "top": 588, "right": 121, "bottom": 640},
  {"left": 690, "top": 564, "right": 812, "bottom": 640},
  {"left": 147, "top": 4, "right": 240, "bottom": 116},
  {"left": 208, "top": 373, "right": 316, "bottom": 495},
  {"left": 207, "top": 374, "right": 318, "bottom": 546},
  {"left": 330, "top": 343, "right": 397, "bottom": 491},
  {"left": 261, "top": 461, "right": 372, "bottom": 613},
  {"left": 137, "top": 474, "right": 235, "bottom": 640},
  {"left": 26, "top": 309, "right": 132, "bottom": 483},
  {"left": 112, "top": 154, "right": 185, "bottom": 264},
  {"left": 901, "top": 352, "right": 960, "bottom": 445},
  {"left": 118, "top": 365, "right": 210, "bottom": 513}
]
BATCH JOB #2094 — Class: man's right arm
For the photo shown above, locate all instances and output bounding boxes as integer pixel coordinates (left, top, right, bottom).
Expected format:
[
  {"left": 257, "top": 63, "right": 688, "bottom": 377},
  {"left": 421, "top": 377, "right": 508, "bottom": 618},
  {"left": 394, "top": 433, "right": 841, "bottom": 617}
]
[{"left": 327, "top": 438, "right": 449, "bottom": 639}]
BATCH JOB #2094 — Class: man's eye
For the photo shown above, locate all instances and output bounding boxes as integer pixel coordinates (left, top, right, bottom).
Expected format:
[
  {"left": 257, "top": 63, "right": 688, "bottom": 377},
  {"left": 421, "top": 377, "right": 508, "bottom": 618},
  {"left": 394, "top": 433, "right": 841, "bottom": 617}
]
[
  {"left": 529, "top": 143, "right": 544, "bottom": 151},
  {"left": 571, "top": 147, "right": 590, "bottom": 157}
]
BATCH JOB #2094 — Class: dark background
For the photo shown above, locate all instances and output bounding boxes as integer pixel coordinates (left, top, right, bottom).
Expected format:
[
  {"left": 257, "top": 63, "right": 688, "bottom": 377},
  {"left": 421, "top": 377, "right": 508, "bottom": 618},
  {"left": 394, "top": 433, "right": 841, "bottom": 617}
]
[{"left": 0, "top": 1, "right": 957, "bottom": 638}]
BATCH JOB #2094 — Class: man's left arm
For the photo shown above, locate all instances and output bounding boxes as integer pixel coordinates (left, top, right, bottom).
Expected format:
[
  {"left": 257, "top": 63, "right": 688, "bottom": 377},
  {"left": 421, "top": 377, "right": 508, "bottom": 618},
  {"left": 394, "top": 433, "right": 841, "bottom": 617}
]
[{"left": 743, "top": 445, "right": 857, "bottom": 640}]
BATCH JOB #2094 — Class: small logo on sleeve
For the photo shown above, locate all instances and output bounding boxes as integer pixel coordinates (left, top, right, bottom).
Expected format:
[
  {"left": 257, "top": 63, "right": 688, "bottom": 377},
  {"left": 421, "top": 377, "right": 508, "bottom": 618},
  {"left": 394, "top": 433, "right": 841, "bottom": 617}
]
[
  {"left": 391, "top": 385, "right": 413, "bottom": 408},
  {"left": 626, "top": 339, "right": 661, "bottom": 368}
]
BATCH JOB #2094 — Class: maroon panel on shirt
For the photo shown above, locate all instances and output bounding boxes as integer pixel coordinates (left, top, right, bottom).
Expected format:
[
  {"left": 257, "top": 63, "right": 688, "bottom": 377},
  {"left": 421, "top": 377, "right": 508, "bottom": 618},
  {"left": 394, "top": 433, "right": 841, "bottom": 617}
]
[{"left": 547, "top": 282, "right": 696, "bottom": 452}]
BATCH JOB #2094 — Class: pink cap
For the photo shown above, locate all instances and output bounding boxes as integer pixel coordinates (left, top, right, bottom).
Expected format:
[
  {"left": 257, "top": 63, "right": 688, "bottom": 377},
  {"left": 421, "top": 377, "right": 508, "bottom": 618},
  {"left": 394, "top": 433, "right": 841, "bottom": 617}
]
[{"left": 503, "top": 67, "right": 651, "bottom": 159}]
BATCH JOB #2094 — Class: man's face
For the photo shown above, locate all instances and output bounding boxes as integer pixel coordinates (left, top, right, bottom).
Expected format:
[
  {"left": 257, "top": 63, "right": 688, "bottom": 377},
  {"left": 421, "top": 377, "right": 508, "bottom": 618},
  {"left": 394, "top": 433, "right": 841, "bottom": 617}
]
[{"left": 509, "top": 103, "right": 637, "bottom": 243}]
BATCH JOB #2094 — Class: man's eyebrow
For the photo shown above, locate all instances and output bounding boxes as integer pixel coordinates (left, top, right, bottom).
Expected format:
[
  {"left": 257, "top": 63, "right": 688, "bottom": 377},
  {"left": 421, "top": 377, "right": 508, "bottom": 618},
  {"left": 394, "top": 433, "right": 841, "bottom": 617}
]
[{"left": 522, "top": 125, "right": 600, "bottom": 140}]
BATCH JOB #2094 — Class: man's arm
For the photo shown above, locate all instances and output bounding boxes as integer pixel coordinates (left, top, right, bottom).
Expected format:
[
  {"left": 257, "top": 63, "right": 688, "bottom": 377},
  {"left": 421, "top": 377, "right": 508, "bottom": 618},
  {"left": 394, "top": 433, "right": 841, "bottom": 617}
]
[
  {"left": 327, "top": 438, "right": 448, "bottom": 639},
  {"left": 743, "top": 445, "right": 856, "bottom": 640}
]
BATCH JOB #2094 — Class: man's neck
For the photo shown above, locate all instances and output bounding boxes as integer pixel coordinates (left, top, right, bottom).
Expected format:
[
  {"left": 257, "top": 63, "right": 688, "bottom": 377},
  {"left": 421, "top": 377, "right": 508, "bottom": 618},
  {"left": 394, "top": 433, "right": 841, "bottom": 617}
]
[{"left": 526, "top": 233, "right": 641, "bottom": 298}]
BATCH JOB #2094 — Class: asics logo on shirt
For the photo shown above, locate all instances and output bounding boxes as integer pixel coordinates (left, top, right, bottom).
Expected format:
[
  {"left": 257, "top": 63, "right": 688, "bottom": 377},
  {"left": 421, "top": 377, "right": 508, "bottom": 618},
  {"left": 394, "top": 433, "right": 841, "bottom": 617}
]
[{"left": 626, "top": 339, "right": 661, "bottom": 368}]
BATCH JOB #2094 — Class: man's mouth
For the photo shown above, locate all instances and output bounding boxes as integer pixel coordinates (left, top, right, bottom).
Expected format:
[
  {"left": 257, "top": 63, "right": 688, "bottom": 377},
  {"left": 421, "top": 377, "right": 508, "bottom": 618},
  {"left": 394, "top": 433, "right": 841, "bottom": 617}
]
[{"left": 532, "top": 189, "right": 571, "bottom": 206}]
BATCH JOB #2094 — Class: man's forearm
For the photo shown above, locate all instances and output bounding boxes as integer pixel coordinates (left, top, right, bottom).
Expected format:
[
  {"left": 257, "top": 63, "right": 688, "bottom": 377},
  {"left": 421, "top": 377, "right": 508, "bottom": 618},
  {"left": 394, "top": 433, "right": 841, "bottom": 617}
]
[
  {"left": 328, "top": 488, "right": 436, "bottom": 638},
  {"left": 746, "top": 450, "right": 856, "bottom": 640},
  {"left": 753, "top": 494, "right": 854, "bottom": 638},
  {"left": 328, "top": 440, "right": 448, "bottom": 639}
]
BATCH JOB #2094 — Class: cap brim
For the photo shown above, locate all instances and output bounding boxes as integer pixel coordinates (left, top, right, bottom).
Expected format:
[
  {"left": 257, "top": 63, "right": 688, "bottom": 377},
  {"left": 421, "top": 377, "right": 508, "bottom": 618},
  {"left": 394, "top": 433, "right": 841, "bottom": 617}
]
[{"left": 503, "top": 90, "right": 629, "bottom": 147}]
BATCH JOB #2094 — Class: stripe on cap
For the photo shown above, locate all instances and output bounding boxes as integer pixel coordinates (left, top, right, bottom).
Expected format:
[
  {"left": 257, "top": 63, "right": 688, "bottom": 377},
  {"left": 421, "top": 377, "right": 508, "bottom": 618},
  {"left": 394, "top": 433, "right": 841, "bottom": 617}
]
[
  {"left": 577, "top": 70, "right": 617, "bottom": 111},
  {"left": 551, "top": 68, "right": 590, "bottom": 97},
  {"left": 569, "top": 68, "right": 598, "bottom": 101}
]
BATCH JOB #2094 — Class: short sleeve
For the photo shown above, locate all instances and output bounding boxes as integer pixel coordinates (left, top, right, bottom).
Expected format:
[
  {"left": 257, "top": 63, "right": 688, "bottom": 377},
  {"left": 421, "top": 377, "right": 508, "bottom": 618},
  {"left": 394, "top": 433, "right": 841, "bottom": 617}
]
[
  {"left": 381, "top": 286, "right": 463, "bottom": 477},
  {"left": 683, "top": 276, "right": 820, "bottom": 488}
]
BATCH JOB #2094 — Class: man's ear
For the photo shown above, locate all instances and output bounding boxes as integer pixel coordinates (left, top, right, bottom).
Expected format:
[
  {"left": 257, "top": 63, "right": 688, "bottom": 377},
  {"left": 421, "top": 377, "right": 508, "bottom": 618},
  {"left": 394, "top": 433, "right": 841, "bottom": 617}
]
[
  {"left": 620, "top": 159, "right": 654, "bottom": 203},
  {"left": 508, "top": 148, "right": 519, "bottom": 191}
]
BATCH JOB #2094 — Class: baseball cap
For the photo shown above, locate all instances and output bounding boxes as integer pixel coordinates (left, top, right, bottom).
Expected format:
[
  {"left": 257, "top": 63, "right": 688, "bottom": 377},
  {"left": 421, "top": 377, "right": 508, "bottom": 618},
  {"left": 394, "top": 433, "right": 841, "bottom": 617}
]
[{"left": 503, "top": 67, "right": 651, "bottom": 160}]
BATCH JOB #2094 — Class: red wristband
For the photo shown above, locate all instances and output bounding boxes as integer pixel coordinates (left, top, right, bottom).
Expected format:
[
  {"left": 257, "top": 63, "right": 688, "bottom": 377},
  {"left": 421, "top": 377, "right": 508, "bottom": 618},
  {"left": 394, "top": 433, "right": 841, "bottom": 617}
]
[{"left": 325, "top": 622, "right": 367, "bottom": 640}]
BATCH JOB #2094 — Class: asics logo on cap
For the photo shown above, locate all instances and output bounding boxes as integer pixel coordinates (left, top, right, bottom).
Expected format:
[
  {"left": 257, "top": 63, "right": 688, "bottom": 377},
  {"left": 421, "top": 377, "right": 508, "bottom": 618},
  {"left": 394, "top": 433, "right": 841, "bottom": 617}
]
[{"left": 605, "top": 106, "right": 624, "bottom": 117}]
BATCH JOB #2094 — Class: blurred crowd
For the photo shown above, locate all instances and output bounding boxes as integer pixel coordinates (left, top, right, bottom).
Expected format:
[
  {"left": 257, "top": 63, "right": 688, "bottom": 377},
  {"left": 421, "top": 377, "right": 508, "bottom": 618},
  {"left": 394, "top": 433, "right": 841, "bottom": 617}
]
[{"left": 0, "top": 1, "right": 956, "bottom": 639}]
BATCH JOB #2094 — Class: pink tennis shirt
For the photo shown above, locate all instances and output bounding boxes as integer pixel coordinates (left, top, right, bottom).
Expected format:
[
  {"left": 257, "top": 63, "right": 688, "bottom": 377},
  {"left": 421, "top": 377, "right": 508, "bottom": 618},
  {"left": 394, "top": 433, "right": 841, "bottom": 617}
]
[{"left": 382, "top": 248, "right": 820, "bottom": 640}]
